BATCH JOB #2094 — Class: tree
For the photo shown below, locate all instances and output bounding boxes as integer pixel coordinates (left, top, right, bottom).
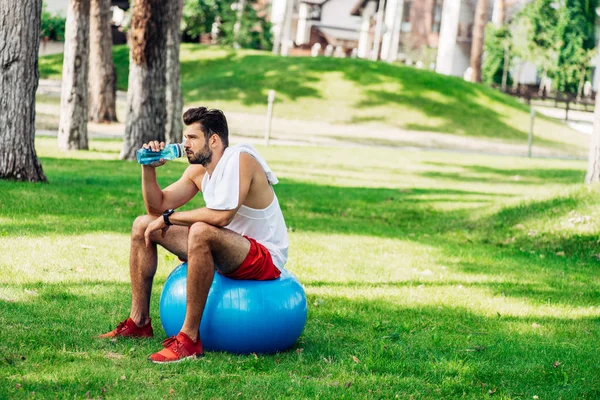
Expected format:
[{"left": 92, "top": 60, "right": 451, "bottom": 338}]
[
  {"left": 181, "top": 0, "right": 218, "bottom": 42},
  {"left": 89, "top": 0, "right": 118, "bottom": 123},
  {"left": 555, "top": 0, "right": 598, "bottom": 93},
  {"left": 181, "top": 0, "right": 272, "bottom": 50},
  {"left": 165, "top": 0, "right": 185, "bottom": 144},
  {"left": 120, "top": 0, "right": 169, "bottom": 160},
  {"left": 58, "top": 0, "right": 91, "bottom": 151},
  {"left": 0, "top": 0, "right": 46, "bottom": 182},
  {"left": 470, "top": 0, "right": 490, "bottom": 83},
  {"left": 585, "top": 56, "right": 600, "bottom": 184},
  {"left": 523, "top": 0, "right": 559, "bottom": 94},
  {"left": 492, "top": 0, "right": 505, "bottom": 26},
  {"left": 41, "top": 3, "right": 67, "bottom": 41},
  {"left": 482, "top": 25, "right": 511, "bottom": 86}
]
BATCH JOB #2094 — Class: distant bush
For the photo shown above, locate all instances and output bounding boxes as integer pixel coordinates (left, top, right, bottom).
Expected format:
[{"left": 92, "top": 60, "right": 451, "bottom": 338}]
[
  {"left": 483, "top": 25, "right": 512, "bottom": 86},
  {"left": 40, "top": 3, "right": 66, "bottom": 41},
  {"left": 182, "top": 0, "right": 272, "bottom": 50}
]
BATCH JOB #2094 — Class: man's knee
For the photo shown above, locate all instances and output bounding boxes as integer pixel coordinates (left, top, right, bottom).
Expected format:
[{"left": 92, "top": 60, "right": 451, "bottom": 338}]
[
  {"left": 132, "top": 214, "right": 159, "bottom": 240},
  {"left": 188, "top": 222, "right": 218, "bottom": 248}
]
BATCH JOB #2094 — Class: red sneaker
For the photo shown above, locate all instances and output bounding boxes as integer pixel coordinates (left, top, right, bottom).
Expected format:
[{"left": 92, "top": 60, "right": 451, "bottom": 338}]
[
  {"left": 98, "top": 318, "right": 154, "bottom": 339},
  {"left": 148, "top": 332, "right": 204, "bottom": 364}
]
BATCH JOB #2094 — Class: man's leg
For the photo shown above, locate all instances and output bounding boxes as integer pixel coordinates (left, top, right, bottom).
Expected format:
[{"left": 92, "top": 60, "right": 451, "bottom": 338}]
[
  {"left": 179, "top": 222, "right": 250, "bottom": 341},
  {"left": 129, "top": 214, "right": 189, "bottom": 326}
]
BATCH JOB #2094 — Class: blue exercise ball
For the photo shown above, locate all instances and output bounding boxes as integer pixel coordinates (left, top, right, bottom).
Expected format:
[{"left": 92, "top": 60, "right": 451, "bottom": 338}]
[{"left": 159, "top": 263, "right": 308, "bottom": 354}]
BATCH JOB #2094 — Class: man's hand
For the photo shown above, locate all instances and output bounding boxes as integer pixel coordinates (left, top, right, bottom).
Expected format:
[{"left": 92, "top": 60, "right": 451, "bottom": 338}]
[
  {"left": 144, "top": 216, "right": 169, "bottom": 247},
  {"left": 142, "top": 140, "right": 167, "bottom": 168}
]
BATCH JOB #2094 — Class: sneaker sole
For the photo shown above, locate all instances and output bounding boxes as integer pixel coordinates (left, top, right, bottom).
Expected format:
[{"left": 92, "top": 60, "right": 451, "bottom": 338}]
[{"left": 148, "top": 354, "right": 204, "bottom": 364}]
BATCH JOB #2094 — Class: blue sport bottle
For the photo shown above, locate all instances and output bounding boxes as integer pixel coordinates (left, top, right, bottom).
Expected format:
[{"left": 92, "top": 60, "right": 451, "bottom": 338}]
[{"left": 136, "top": 143, "right": 184, "bottom": 165}]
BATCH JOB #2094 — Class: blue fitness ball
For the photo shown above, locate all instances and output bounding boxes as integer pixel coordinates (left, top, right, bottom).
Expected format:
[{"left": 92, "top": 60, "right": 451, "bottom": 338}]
[{"left": 159, "top": 263, "right": 308, "bottom": 354}]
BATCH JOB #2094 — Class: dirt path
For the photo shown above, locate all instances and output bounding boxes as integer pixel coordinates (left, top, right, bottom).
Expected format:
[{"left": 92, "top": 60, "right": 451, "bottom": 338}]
[{"left": 36, "top": 79, "right": 587, "bottom": 160}]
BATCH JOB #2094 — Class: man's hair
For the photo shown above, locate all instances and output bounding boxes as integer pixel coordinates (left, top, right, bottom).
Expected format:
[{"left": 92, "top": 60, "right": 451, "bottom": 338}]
[{"left": 183, "top": 107, "right": 229, "bottom": 147}]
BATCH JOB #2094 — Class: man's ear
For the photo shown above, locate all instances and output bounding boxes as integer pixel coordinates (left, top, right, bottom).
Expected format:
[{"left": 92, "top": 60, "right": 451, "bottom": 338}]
[{"left": 210, "top": 133, "right": 219, "bottom": 147}]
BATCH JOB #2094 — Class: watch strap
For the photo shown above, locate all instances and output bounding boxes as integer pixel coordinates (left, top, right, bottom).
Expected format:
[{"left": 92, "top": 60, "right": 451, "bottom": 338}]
[{"left": 163, "top": 209, "right": 175, "bottom": 226}]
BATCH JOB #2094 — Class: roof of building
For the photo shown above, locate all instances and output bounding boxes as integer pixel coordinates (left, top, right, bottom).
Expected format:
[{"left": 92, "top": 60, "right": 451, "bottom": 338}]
[
  {"left": 300, "top": 0, "right": 330, "bottom": 5},
  {"left": 350, "top": 0, "right": 375, "bottom": 16},
  {"left": 315, "top": 25, "right": 360, "bottom": 42}
]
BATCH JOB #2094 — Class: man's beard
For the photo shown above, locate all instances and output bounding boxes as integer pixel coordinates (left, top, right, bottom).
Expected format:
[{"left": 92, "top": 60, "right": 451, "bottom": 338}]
[{"left": 187, "top": 143, "right": 213, "bottom": 166}]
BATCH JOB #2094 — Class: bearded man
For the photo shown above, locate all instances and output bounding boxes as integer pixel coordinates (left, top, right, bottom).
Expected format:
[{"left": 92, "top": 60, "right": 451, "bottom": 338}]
[{"left": 99, "top": 107, "right": 289, "bottom": 363}]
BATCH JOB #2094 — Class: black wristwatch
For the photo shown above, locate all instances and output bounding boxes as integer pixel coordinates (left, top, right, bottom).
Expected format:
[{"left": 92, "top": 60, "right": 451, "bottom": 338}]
[{"left": 162, "top": 209, "right": 175, "bottom": 226}]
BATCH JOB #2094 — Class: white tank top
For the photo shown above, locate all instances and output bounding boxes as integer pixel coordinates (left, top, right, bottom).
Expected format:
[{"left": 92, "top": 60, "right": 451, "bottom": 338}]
[{"left": 224, "top": 192, "right": 289, "bottom": 270}]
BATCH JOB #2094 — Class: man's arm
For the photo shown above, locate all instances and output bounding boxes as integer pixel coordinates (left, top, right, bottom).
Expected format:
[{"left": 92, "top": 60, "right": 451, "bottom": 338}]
[
  {"left": 142, "top": 165, "right": 201, "bottom": 215},
  {"left": 167, "top": 153, "right": 255, "bottom": 227}
]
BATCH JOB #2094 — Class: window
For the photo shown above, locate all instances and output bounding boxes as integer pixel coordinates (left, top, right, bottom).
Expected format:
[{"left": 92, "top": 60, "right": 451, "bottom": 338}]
[
  {"left": 309, "top": 4, "right": 322, "bottom": 21},
  {"left": 432, "top": 0, "right": 444, "bottom": 33},
  {"left": 401, "top": 0, "right": 412, "bottom": 33}
]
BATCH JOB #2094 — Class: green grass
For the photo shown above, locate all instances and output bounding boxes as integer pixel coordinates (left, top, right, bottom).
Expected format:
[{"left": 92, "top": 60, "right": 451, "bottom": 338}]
[
  {"left": 2, "top": 139, "right": 600, "bottom": 398},
  {"left": 38, "top": 45, "right": 587, "bottom": 155}
]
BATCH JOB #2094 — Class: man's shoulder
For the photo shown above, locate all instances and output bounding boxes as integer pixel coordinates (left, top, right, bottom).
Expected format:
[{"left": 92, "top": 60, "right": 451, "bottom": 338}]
[
  {"left": 183, "top": 164, "right": 207, "bottom": 180},
  {"left": 239, "top": 151, "right": 260, "bottom": 169}
]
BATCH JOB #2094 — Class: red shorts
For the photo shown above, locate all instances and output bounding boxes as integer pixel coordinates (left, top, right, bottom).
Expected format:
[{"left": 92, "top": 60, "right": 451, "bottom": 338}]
[{"left": 218, "top": 236, "right": 281, "bottom": 281}]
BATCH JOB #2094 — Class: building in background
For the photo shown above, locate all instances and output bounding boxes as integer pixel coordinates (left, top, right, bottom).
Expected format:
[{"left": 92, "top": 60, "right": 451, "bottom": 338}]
[{"left": 272, "top": 0, "right": 363, "bottom": 56}]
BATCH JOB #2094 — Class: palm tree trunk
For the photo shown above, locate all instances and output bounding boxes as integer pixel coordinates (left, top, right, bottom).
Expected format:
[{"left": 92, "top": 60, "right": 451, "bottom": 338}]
[
  {"left": 59, "top": 0, "right": 91, "bottom": 151},
  {"left": 0, "top": 0, "right": 46, "bottom": 181},
  {"left": 165, "top": 0, "right": 184, "bottom": 144},
  {"left": 585, "top": 58, "right": 600, "bottom": 183},
  {"left": 120, "top": 0, "right": 168, "bottom": 160},
  {"left": 89, "top": 0, "right": 117, "bottom": 123},
  {"left": 470, "top": 0, "right": 490, "bottom": 83}
]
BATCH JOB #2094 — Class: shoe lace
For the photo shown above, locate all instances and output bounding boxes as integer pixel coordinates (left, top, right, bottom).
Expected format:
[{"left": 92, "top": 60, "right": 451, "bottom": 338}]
[
  {"left": 115, "top": 320, "right": 128, "bottom": 332},
  {"left": 162, "top": 336, "right": 182, "bottom": 355}
]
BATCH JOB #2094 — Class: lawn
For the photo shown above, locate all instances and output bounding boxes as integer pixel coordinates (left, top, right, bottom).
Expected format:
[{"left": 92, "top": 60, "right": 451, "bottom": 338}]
[
  {"left": 1, "top": 138, "right": 600, "bottom": 398},
  {"left": 38, "top": 45, "right": 588, "bottom": 156}
]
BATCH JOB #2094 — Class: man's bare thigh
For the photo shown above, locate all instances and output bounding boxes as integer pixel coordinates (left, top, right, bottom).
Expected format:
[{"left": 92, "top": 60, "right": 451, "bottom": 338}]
[
  {"left": 152, "top": 225, "right": 189, "bottom": 260},
  {"left": 207, "top": 227, "right": 251, "bottom": 274},
  {"left": 156, "top": 224, "right": 251, "bottom": 275},
  {"left": 187, "top": 223, "right": 251, "bottom": 275}
]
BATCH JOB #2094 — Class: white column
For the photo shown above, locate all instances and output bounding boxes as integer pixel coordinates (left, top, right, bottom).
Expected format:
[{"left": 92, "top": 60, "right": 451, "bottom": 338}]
[
  {"left": 380, "top": 0, "right": 404, "bottom": 62},
  {"left": 387, "top": 0, "right": 404, "bottom": 62},
  {"left": 492, "top": 0, "right": 505, "bottom": 27},
  {"left": 296, "top": 2, "right": 310, "bottom": 45},
  {"left": 358, "top": 1, "right": 377, "bottom": 58},
  {"left": 371, "top": 0, "right": 386, "bottom": 60},
  {"left": 435, "top": 0, "right": 461, "bottom": 75},
  {"left": 271, "top": 0, "right": 287, "bottom": 54},
  {"left": 281, "top": 0, "right": 295, "bottom": 55}
]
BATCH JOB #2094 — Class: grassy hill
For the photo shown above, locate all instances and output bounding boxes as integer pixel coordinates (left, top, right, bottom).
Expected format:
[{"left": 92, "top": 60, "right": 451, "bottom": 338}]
[{"left": 39, "top": 44, "right": 587, "bottom": 154}]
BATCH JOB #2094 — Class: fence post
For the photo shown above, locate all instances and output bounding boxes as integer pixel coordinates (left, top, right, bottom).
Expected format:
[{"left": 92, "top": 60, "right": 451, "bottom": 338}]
[
  {"left": 265, "top": 90, "right": 276, "bottom": 146},
  {"left": 528, "top": 107, "right": 535, "bottom": 158}
]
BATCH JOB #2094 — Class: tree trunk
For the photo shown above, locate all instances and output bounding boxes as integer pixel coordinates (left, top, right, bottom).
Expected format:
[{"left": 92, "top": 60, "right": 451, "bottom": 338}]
[
  {"left": 577, "top": 64, "right": 586, "bottom": 103},
  {"left": 513, "top": 62, "right": 523, "bottom": 90},
  {"left": 585, "top": 59, "right": 600, "bottom": 183},
  {"left": 501, "top": 39, "right": 509, "bottom": 91},
  {"left": 120, "top": 0, "right": 168, "bottom": 160},
  {"left": 469, "top": 0, "right": 490, "bottom": 83},
  {"left": 0, "top": 0, "right": 46, "bottom": 182},
  {"left": 538, "top": 70, "right": 547, "bottom": 96},
  {"left": 165, "top": 0, "right": 184, "bottom": 144},
  {"left": 89, "top": 0, "right": 117, "bottom": 123},
  {"left": 59, "top": 0, "right": 91, "bottom": 151}
]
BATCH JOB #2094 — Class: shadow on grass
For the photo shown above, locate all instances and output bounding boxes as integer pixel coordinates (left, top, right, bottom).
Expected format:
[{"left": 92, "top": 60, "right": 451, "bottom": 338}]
[
  {"left": 0, "top": 157, "right": 505, "bottom": 238},
  {"left": 421, "top": 162, "right": 586, "bottom": 185},
  {"left": 1, "top": 282, "right": 599, "bottom": 398}
]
